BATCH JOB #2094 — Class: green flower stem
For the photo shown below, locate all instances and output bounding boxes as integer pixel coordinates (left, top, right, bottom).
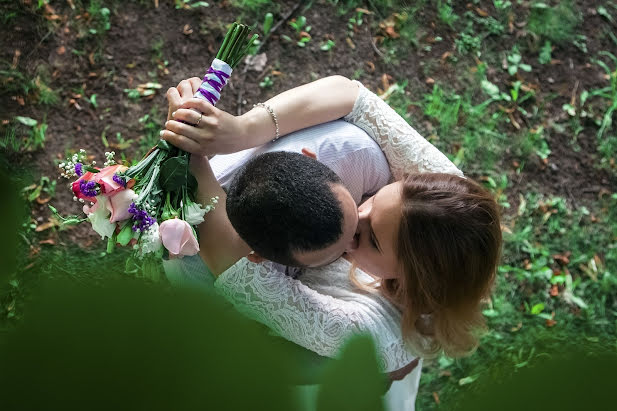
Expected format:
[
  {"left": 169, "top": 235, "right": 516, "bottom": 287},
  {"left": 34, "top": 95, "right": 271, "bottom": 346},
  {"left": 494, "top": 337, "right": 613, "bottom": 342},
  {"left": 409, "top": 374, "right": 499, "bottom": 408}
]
[
  {"left": 125, "top": 148, "right": 161, "bottom": 179},
  {"left": 136, "top": 164, "right": 161, "bottom": 205}
]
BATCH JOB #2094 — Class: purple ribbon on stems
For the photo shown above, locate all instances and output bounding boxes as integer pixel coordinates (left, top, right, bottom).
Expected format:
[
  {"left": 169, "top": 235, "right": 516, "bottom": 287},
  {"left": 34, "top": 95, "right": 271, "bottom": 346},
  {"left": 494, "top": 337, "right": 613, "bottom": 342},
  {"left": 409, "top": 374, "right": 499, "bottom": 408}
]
[{"left": 194, "top": 58, "right": 233, "bottom": 106}]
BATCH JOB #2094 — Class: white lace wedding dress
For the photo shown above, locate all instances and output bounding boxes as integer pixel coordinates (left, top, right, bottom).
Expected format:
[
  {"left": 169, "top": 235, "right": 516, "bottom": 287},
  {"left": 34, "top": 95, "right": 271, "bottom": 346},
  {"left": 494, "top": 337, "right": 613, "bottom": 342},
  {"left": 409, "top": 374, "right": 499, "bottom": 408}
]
[{"left": 213, "top": 81, "right": 463, "bottom": 410}]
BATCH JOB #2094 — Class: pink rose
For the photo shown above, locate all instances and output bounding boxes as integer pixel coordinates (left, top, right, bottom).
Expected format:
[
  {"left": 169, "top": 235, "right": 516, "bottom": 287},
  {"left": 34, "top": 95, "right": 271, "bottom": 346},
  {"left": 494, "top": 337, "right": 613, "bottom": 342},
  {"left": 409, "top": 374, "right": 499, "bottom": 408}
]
[
  {"left": 159, "top": 218, "right": 200, "bottom": 258},
  {"left": 82, "top": 189, "right": 137, "bottom": 223},
  {"left": 94, "top": 164, "right": 129, "bottom": 196},
  {"left": 107, "top": 189, "right": 137, "bottom": 222}
]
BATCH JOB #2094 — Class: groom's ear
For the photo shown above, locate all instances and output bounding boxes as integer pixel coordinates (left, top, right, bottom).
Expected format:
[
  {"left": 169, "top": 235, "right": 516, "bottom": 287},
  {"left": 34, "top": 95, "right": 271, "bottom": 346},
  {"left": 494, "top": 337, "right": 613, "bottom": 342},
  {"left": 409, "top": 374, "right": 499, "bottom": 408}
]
[{"left": 246, "top": 251, "right": 266, "bottom": 264}]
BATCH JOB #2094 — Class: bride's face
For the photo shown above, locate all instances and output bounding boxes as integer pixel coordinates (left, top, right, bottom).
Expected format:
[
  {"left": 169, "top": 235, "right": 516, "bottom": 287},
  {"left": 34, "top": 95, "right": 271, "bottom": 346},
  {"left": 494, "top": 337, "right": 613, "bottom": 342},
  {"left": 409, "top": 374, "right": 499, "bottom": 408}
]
[{"left": 345, "top": 181, "right": 403, "bottom": 279}]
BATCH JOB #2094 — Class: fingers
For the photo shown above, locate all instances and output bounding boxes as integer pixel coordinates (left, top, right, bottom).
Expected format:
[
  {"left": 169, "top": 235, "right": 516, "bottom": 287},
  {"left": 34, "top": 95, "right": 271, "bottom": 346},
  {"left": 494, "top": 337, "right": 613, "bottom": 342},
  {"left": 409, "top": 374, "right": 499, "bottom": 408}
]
[
  {"left": 177, "top": 79, "right": 193, "bottom": 99},
  {"left": 180, "top": 98, "right": 216, "bottom": 115},
  {"left": 189, "top": 77, "right": 202, "bottom": 95},
  {"left": 160, "top": 129, "right": 203, "bottom": 154},
  {"left": 165, "top": 119, "right": 204, "bottom": 141},
  {"left": 301, "top": 147, "right": 317, "bottom": 159},
  {"left": 166, "top": 87, "right": 182, "bottom": 106},
  {"left": 171, "top": 108, "right": 212, "bottom": 126}
]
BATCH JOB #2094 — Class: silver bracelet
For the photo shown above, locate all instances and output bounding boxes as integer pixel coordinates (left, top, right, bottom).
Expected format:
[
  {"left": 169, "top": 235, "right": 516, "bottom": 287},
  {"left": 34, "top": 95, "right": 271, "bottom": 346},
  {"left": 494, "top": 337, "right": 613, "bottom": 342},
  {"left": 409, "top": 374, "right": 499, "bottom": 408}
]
[{"left": 253, "top": 102, "right": 280, "bottom": 141}]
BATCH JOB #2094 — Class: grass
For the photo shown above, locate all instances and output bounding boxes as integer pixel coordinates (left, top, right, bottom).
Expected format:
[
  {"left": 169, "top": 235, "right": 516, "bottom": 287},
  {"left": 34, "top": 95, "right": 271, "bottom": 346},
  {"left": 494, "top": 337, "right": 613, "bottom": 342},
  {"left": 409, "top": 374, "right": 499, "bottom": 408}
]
[
  {"left": 417, "top": 191, "right": 617, "bottom": 409},
  {"left": 527, "top": 0, "right": 582, "bottom": 45}
]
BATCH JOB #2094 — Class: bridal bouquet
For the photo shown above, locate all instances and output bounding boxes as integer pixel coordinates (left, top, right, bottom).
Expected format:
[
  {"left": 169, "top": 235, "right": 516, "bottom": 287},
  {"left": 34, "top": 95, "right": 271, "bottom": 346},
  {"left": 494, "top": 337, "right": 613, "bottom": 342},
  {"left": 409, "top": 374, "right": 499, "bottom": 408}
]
[{"left": 53, "top": 23, "right": 257, "bottom": 261}]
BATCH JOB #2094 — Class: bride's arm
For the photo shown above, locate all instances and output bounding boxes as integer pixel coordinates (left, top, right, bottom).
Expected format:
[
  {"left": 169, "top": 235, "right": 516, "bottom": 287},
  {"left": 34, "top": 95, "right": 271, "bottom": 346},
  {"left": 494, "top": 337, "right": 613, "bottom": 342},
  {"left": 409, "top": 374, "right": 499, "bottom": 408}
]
[
  {"left": 164, "top": 76, "right": 358, "bottom": 155},
  {"left": 165, "top": 76, "right": 462, "bottom": 177}
]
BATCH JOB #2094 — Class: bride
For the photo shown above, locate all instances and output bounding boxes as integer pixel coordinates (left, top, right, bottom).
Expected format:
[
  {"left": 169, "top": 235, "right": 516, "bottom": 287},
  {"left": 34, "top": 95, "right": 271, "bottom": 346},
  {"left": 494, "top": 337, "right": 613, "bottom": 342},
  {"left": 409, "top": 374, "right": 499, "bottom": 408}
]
[{"left": 161, "top": 75, "right": 502, "bottom": 409}]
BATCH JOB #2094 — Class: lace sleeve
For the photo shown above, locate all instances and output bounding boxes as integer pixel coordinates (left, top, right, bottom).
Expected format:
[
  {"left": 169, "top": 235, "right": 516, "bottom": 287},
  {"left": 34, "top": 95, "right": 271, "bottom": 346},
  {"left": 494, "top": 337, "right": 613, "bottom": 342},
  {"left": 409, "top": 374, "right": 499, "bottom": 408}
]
[
  {"left": 344, "top": 81, "right": 464, "bottom": 179},
  {"left": 214, "top": 259, "right": 415, "bottom": 372}
]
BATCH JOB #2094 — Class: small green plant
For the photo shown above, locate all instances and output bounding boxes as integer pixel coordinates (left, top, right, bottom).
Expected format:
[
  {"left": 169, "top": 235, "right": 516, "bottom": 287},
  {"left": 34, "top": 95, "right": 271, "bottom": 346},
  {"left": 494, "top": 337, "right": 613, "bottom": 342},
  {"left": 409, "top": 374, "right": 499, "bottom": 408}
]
[
  {"left": 423, "top": 84, "right": 462, "bottom": 134},
  {"left": 22, "top": 176, "right": 56, "bottom": 203},
  {"left": 320, "top": 39, "right": 335, "bottom": 51},
  {"left": 259, "top": 76, "right": 273, "bottom": 88},
  {"left": 88, "top": 94, "right": 98, "bottom": 108},
  {"left": 347, "top": 10, "right": 365, "bottom": 37},
  {"left": 174, "top": 0, "right": 209, "bottom": 9},
  {"left": 587, "top": 52, "right": 617, "bottom": 139},
  {"left": 482, "top": 174, "right": 511, "bottom": 209},
  {"left": 539, "top": 40, "right": 552, "bottom": 64},
  {"left": 493, "top": 0, "right": 511, "bottom": 9},
  {"left": 287, "top": 16, "right": 311, "bottom": 47},
  {"left": 455, "top": 30, "right": 482, "bottom": 55},
  {"left": 506, "top": 48, "right": 532, "bottom": 76},
  {"left": 263, "top": 12, "right": 273, "bottom": 34},
  {"left": 86, "top": 0, "right": 111, "bottom": 36},
  {"left": 1, "top": 117, "right": 47, "bottom": 152},
  {"left": 289, "top": 15, "right": 310, "bottom": 34},
  {"left": 437, "top": 0, "right": 458, "bottom": 29}
]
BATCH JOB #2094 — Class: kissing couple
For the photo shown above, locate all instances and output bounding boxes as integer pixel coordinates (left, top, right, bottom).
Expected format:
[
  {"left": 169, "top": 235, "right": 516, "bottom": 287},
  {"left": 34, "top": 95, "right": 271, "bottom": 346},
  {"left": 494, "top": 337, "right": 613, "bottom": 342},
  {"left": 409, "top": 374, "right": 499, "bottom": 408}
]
[{"left": 161, "top": 75, "right": 502, "bottom": 410}]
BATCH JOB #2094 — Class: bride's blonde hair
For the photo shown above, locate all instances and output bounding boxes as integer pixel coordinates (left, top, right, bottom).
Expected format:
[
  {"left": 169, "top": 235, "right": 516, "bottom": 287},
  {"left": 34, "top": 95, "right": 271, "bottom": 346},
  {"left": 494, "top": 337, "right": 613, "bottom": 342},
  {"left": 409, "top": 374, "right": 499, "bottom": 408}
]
[{"left": 350, "top": 173, "right": 502, "bottom": 358}]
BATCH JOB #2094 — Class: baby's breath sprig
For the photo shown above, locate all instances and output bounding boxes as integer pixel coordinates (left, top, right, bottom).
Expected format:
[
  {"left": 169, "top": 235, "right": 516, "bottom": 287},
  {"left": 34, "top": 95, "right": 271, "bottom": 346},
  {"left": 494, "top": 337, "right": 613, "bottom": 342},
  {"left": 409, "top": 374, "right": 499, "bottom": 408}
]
[
  {"left": 59, "top": 149, "right": 99, "bottom": 178},
  {"left": 104, "top": 151, "right": 116, "bottom": 167}
]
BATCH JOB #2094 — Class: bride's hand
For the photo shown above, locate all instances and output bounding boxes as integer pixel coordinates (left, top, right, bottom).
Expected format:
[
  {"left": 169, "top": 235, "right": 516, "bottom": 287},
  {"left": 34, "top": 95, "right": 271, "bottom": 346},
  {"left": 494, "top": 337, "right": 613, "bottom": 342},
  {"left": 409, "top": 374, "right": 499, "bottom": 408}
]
[
  {"left": 161, "top": 98, "right": 251, "bottom": 156},
  {"left": 166, "top": 77, "right": 202, "bottom": 121}
]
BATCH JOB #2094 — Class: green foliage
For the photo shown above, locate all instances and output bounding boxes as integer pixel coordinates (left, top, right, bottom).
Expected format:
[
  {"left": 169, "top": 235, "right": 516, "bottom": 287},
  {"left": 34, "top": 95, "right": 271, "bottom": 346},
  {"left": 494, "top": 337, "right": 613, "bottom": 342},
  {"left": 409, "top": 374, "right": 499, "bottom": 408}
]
[
  {"left": 419, "top": 192, "right": 617, "bottom": 409},
  {"left": 527, "top": 0, "right": 581, "bottom": 44},
  {"left": 263, "top": 12, "right": 273, "bottom": 34},
  {"left": 230, "top": 0, "right": 276, "bottom": 14},
  {"left": 0, "top": 117, "right": 47, "bottom": 153},
  {"left": 320, "top": 39, "right": 336, "bottom": 51},
  {"left": 506, "top": 47, "right": 532, "bottom": 76},
  {"left": 174, "top": 0, "right": 209, "bottom": 9},
  {"left": 455, "top": 30, "right": 482, "bottom": 56},
  {"left": 86, "top": 0, "right": 111, "bottom": 36},
  {"left": 137, "top": 107, "right": 165, "bottom": 157},
  {"left": 437, "top": 0, "right": 458, "bottom": 29},
  {"left": 538, "top": 40, "right": 552, "bottom": 64},
  {"left": 290, "top": 16, "right": 309, "bottom": 34},
  {"left": 0, "top": 65, "right": 58, "bottom": 106},
  {"left": 259, "top": 75, "right": 273, "bottom": 88}
]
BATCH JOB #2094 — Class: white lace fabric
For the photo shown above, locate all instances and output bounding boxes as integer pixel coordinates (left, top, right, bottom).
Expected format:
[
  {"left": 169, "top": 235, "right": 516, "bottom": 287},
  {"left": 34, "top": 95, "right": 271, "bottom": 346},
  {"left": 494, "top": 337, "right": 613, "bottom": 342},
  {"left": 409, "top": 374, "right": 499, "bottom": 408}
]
[
  {"left": 345, "top": 80, "right": 463, "bottom": 179},
  {"left": 214, "top": 81, "right": 463, "bottom": 372}
]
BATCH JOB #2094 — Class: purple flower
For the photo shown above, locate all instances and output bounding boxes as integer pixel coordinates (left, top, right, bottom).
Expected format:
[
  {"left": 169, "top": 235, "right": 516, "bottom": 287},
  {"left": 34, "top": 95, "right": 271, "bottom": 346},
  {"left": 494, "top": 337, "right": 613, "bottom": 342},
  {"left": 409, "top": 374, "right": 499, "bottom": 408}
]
[
  {"left": 128, "top": 202, "right": 156, "bottom": 232},
  {"left": 113, "top": 173, "right": 127, "bottom": 188},
  {"left": 79, "top": 180, "right": 98, "bottom": 197},
  {"left": 74, "top": 162, "right": 84, "bottom": 177}
]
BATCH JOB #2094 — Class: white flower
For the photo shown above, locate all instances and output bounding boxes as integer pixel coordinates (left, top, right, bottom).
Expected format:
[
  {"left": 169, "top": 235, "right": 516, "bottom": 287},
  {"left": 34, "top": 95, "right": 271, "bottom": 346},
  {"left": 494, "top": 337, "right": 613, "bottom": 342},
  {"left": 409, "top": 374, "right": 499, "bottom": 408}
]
[
  {"left": 87, "top": 196, "right": 116, "bottom": 239},
  {"left": 184, "top": 202, "right": 208, "bottom": 225},
  {"left": 138, "top": 222, "right": 162, "bottom": 257}
]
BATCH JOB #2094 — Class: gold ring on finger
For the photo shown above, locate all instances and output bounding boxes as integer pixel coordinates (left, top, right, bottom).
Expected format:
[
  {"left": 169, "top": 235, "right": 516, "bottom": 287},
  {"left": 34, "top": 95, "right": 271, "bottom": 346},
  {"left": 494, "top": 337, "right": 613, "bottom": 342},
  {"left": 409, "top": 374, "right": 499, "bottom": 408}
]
[{"left": 196, "top": 112, "right": 203, "bottom": 127}]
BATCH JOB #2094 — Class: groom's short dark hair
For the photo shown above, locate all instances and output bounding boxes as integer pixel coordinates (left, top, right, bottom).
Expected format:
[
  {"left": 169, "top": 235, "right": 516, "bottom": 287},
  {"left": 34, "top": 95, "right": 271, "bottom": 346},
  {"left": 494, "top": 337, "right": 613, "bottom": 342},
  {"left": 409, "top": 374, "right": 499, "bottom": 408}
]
[{"left": 226, "top": 151, "right": 344, "bottom": 266}]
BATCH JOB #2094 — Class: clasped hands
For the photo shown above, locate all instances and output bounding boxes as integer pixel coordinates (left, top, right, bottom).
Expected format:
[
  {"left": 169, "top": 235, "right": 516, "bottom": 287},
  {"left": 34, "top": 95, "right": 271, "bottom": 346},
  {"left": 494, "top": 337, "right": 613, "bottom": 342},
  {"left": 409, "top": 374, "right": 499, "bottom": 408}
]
[{"left": 160, "top": 77, "right": 251, "bottom": 156}]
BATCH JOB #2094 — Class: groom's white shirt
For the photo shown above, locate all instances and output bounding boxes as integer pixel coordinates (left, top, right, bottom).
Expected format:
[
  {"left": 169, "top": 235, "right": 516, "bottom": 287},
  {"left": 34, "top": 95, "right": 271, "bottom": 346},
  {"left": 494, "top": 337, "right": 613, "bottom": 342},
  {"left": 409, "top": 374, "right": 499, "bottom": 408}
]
[{"left": 210, "top": 119, "right": 392, "bottom": 204}]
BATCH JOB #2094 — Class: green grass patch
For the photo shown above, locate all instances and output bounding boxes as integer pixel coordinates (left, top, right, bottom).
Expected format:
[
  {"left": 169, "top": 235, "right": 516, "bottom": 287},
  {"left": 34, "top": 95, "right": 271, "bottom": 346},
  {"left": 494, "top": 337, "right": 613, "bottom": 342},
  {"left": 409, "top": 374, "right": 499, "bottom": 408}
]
[
  {"left": 527, "top": 0, "right": 582, "bottom": 45},
  {"left": 418, "top": 191, "right": 617, "bottom": 408}
]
